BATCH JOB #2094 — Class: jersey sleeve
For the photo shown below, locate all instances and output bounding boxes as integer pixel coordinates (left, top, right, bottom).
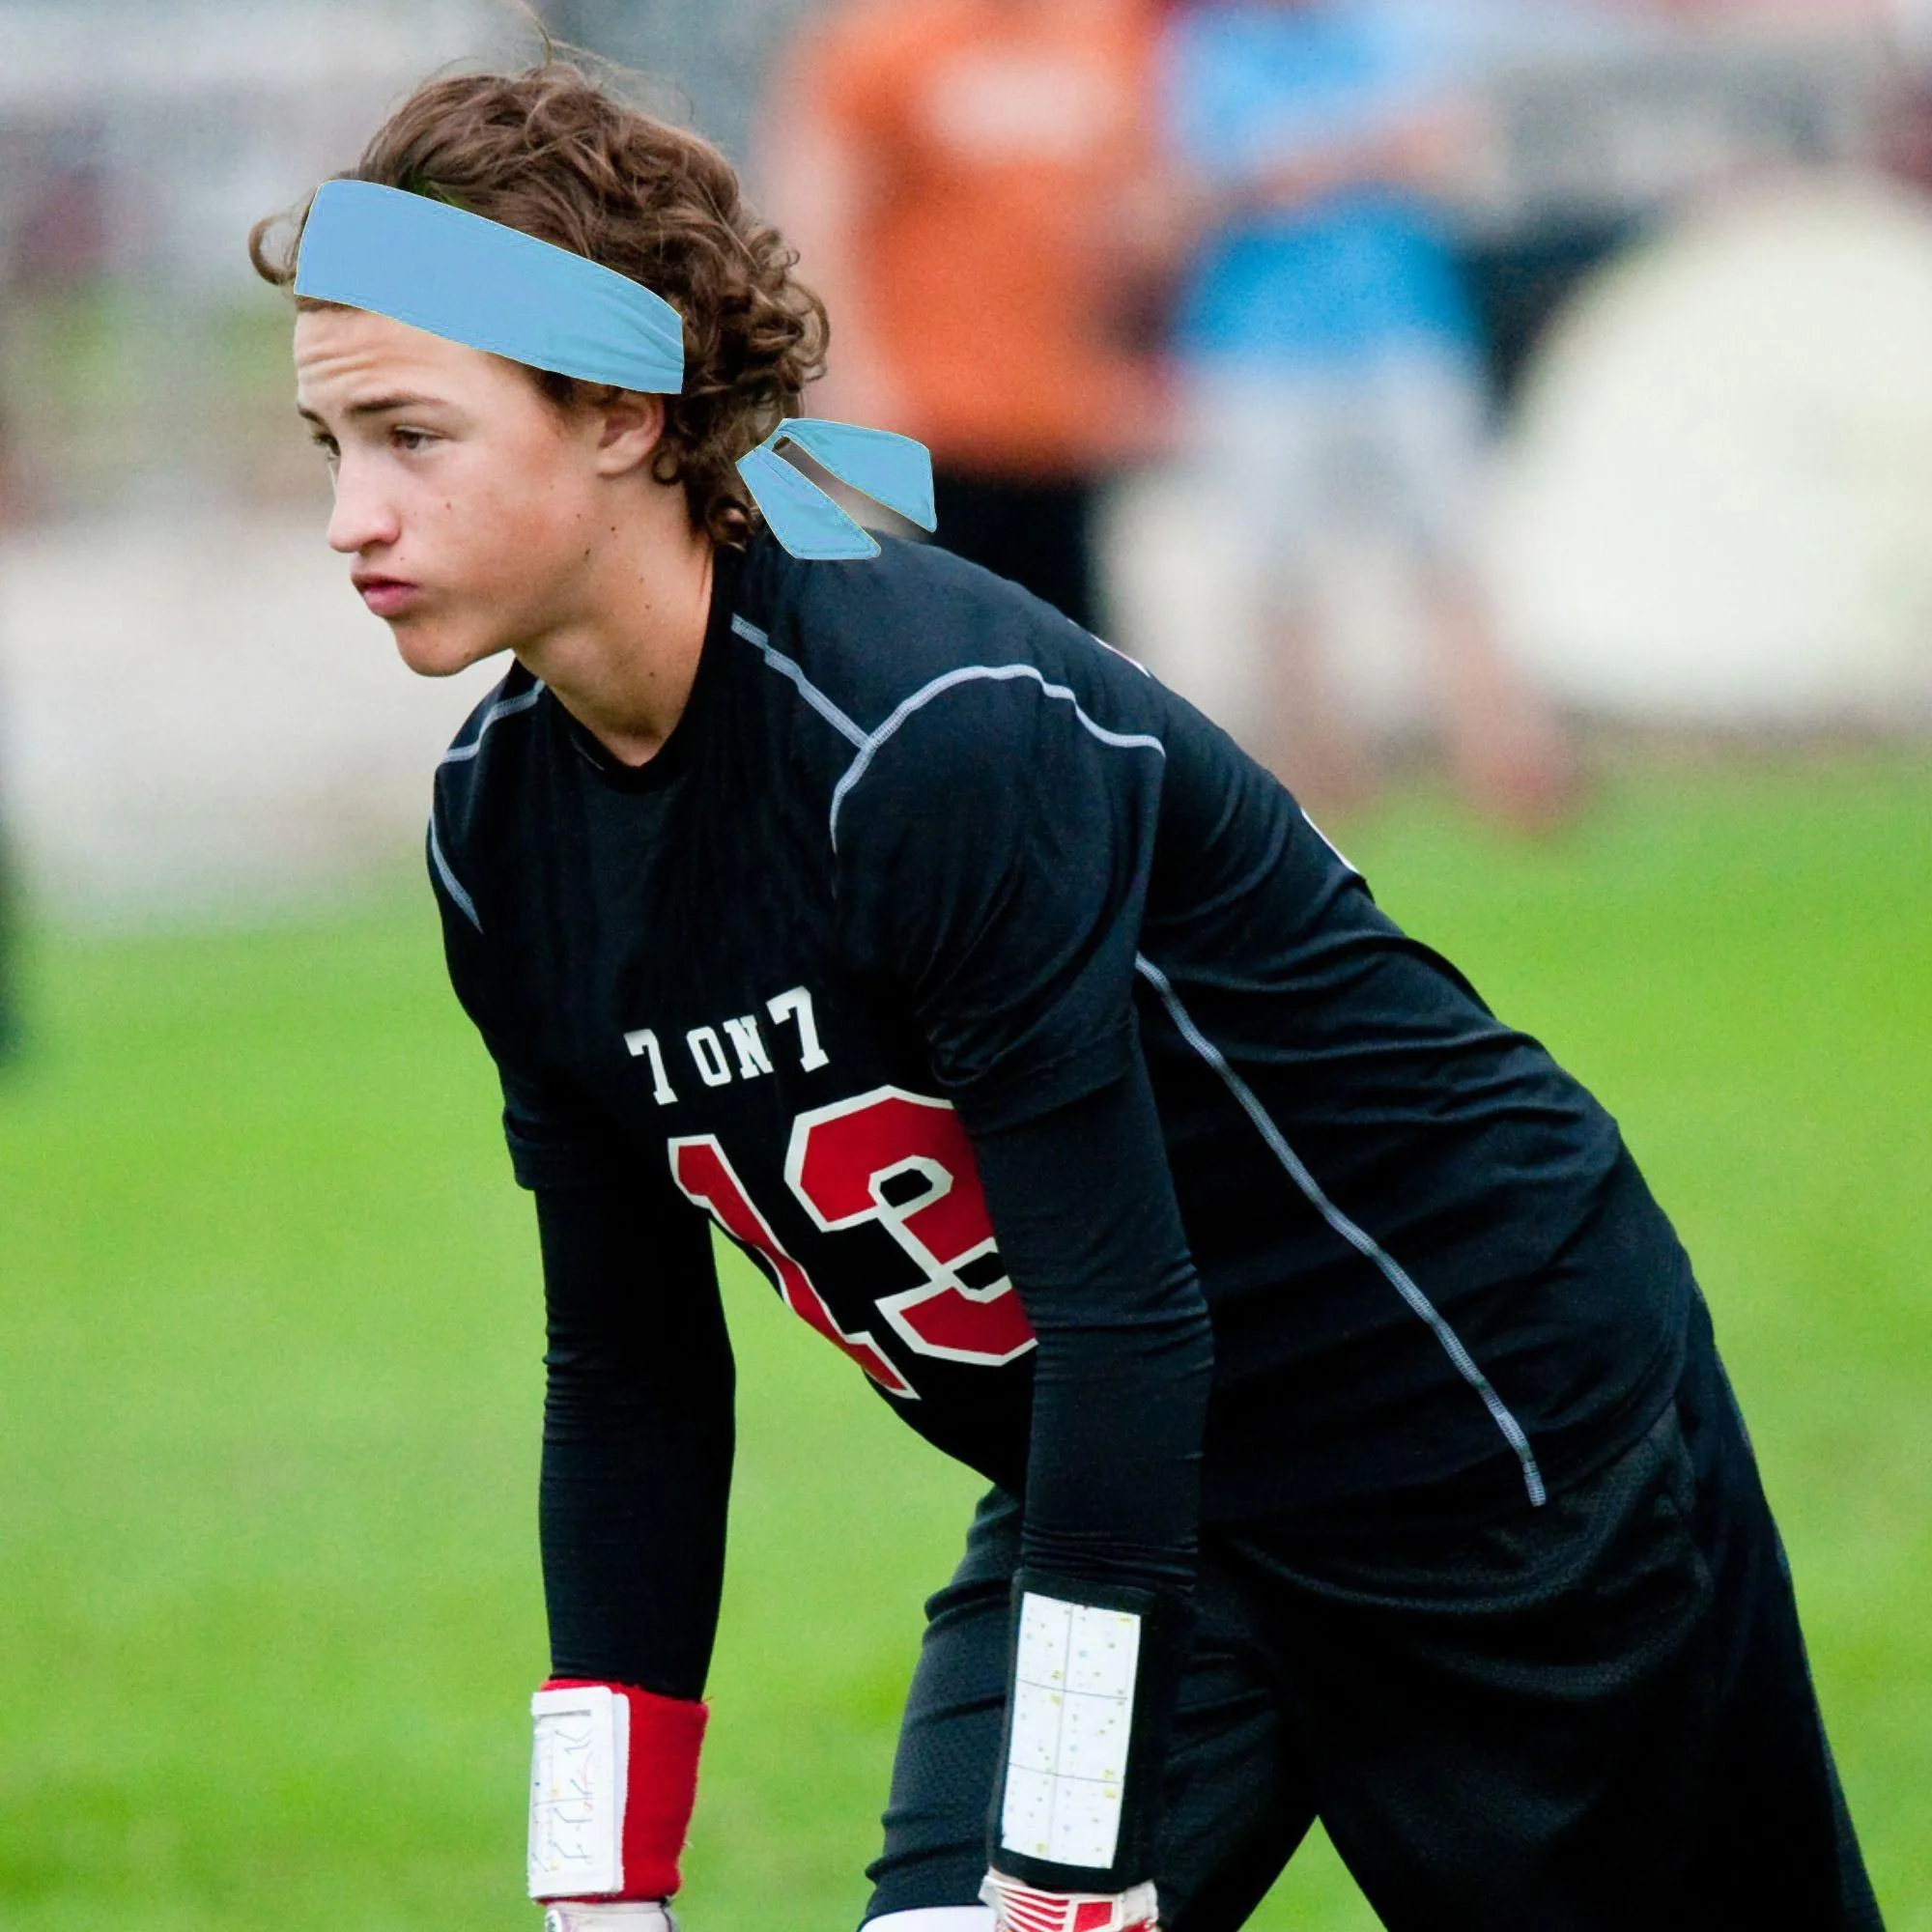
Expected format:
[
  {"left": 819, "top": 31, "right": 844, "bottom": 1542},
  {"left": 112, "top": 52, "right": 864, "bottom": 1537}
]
[
  {"left": 536, "top": 1181, "right": 734, "bottom": 1700},
  {"left": 967, "top": 1056, "right": 1212, "bottom": 1893},
  {"left": 833, "top": 669, "right": 1167, "bottom": 1133},
  {"left": 836, "top": 670, "right": 1211, "bottom": 1892}
]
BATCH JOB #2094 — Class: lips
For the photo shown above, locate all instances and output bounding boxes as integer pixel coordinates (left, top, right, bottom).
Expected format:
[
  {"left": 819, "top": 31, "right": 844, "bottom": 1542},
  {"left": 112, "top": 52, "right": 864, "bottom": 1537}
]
[{"left": 358, "top": 578, "right": 420, "bottom": 615}]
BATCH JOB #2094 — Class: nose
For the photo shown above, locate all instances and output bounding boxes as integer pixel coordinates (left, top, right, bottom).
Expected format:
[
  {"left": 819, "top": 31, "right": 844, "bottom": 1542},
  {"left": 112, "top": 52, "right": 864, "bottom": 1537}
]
[{"left": 325, "top": 457, "right": 402, "bottom": 557}]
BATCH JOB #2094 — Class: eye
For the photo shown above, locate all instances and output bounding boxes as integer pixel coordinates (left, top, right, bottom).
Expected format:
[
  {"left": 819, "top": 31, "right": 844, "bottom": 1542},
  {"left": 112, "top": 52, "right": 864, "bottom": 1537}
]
[{"left": 304, "top": 427, "right": 435, "bottom": 455}]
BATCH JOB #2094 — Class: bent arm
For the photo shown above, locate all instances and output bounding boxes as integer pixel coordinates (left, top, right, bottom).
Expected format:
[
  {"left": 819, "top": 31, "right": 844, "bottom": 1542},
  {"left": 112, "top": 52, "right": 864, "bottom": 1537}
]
[
  {"left": 428, "top": 784, "right": 730, "bottom": 1902},
  {"left": 528, "top": 1185, "right": 732, "bottom": 1907},
  {"left": 831, "top": 639, "right": 1205, "bottom": 1896}
]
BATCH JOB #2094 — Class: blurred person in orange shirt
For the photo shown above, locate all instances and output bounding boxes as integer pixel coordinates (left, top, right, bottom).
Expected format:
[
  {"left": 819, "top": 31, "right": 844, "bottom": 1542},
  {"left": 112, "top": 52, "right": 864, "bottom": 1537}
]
[{"left": 754, "top": 0, "right": 1175, "bottom": 634}]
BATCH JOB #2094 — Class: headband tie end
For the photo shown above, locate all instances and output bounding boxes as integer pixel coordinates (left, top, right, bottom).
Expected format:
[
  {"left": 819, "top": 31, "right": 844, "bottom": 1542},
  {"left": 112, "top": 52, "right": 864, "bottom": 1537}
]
[{"left": 739, "top": 418, "right": 936, "bottom": 560}]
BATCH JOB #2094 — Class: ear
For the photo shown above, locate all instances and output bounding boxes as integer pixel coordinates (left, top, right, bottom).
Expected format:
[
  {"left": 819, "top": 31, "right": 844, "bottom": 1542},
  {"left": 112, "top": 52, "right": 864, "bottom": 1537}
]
[{"left": 590, "top": 390, "right": 668, "bottom": 477}]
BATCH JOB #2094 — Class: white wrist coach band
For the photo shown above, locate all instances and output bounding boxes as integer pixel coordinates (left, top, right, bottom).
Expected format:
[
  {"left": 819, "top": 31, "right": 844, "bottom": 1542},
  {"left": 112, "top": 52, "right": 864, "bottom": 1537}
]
[{"left": 1001, "top": 1592, "right": 1144, "bottom": 1869}]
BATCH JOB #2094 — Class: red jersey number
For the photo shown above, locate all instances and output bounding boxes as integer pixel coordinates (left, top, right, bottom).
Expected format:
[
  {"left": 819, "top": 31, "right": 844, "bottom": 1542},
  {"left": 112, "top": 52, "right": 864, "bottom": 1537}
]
[
  {"left": 669, "top": 1134, "right": 916, "bottom": 1398},
  {"left": 786, "top": 1089, "right": 1036, "bottom": 1368},
  {"left": 669, "top": 1090, "right": 1036, "bottom": 1400}
]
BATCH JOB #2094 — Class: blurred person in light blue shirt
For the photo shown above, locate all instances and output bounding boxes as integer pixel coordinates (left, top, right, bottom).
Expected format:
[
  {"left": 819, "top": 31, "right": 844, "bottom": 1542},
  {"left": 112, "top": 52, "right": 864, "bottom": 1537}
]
[
  {"left": 1152, "top": 0, "right": 1577, "bottom": 828},
  {"left": 1167, "top": 0, "right": 1481, "bottom": 372}
]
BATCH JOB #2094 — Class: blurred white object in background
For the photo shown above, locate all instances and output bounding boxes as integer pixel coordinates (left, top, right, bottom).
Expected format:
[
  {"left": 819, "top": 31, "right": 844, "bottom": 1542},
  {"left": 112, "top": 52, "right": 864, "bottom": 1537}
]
[
  {"left": 0, "top": 510, "right": 504, "bottom": 918},
  {"left": 1489, "top": 176, "right": 1932, "bottom": 727}
]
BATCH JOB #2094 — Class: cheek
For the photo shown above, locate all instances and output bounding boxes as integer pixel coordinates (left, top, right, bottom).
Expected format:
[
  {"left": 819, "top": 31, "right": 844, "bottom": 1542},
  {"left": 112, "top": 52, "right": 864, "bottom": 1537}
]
[{"left": 456, "top": 457, "right": 586, "bottom": 589}]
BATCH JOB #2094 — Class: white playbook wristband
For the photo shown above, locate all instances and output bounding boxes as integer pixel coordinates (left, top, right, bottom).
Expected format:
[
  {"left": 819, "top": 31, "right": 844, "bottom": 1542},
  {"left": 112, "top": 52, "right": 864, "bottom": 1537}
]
[
  {"left": 529, "top": 1685, "right": 631, "bottom": 1898},
  {"left": 540, "top": 1904, "right": 674, "bottom": 1931},
  {"left": 1001, "top": 1592, "right": 1144, "bottom": 1869}
]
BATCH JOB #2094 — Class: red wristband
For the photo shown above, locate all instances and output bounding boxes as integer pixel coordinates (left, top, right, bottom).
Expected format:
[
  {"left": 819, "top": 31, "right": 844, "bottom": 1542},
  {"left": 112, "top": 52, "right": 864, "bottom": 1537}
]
[{"left": 541, "top": 1678, "right": 708, "bottom": 1899}]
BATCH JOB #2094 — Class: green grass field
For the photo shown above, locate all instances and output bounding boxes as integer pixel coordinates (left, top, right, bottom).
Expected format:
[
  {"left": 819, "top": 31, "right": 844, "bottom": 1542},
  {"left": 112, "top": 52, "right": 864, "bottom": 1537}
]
[{"left": 1, "top": 753, "right": 1925, "bottom": 1931}]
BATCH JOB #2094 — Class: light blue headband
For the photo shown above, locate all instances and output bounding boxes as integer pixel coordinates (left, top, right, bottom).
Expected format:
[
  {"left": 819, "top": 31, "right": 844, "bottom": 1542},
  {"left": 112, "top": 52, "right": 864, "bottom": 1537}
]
[{"left": 293, "top": 178, "right": 934, "bottom": 560}]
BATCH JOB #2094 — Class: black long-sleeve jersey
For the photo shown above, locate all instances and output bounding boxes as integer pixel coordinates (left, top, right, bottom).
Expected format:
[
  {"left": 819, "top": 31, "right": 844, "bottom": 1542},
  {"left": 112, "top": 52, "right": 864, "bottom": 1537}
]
[{"left": 430, "top": 529, "right": 1692, "bottom": 1761}]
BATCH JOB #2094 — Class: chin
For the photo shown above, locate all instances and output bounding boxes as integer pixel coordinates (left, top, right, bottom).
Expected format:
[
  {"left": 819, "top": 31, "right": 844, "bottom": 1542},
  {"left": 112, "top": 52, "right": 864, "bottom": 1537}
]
[{"left": 392, "top": 623, "right": 508, "bottom": 680}]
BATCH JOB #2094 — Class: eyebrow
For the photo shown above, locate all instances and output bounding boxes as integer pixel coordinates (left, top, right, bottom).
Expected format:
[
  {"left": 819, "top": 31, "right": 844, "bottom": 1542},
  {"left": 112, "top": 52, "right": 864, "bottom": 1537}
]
[{"left": 296, "top": 392, "right": 447, "bottom": 428}]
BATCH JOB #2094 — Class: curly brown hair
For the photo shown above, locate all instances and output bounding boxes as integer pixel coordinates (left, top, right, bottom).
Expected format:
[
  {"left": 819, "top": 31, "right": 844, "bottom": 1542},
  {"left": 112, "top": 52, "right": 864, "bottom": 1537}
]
[{"left": 247, "top": 50, "right": 829, "bottom": 546}]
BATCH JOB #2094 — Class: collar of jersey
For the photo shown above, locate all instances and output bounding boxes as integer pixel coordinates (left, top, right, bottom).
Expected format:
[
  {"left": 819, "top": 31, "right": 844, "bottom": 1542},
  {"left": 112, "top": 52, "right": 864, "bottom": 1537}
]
[{"left": 552, "top": 539, "right": 747, "bottom": 793}]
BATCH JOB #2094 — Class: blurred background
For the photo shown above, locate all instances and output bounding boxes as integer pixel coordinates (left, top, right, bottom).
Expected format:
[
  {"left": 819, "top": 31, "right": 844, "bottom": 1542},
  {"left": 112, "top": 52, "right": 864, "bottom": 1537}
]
[{"left": 0, "top": 2, "right": 1926, "bottom": 1928}]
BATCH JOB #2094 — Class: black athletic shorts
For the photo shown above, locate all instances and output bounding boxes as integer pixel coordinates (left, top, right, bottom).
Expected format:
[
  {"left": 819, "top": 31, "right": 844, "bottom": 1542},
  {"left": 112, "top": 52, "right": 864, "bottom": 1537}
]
[{"left": 863, "top": 1289, "right": 1882, "bottom": 1929}]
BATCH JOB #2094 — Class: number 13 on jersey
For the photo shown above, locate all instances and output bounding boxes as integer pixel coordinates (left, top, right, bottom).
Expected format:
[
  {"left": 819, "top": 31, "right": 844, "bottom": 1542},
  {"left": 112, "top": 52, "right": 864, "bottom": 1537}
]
[{"left": 669, "top": 1087, "right": 1036, "bottom": 1398}]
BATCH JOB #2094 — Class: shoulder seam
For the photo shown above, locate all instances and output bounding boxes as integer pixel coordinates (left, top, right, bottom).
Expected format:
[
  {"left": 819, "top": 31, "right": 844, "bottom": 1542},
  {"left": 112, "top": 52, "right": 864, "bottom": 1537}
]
[
  {"left": 440, "top": 680, "right": 545, "bottom": 766},
  {"left": 731, "top": 613, "right": 867, "bottom": 749},
  {"left": 827, "top": 664, "right": 1166, "bottom": 852}
]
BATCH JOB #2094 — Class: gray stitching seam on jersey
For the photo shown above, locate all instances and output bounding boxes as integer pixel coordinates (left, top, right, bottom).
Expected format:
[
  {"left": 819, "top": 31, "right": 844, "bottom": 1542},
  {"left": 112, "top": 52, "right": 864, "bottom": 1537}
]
[
  {"left": 427, "top": 812, "right": 482, "bottom": 933},
  {"left": 828, "top": 664, "right": 1167, "bottom": 851},
  {"left": 1133, "top": 952, "right": 1548, "bottom": 1509},
  {"left": 438, "top": 681, "right": 545, "bottom": 765},
  {"left": 732, "top": 614, "right": 867, "bottom": 749}
]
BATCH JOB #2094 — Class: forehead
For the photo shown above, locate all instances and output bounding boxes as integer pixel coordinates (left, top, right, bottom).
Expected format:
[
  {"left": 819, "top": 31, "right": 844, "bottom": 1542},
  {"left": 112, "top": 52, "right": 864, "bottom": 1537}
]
[{"left": 292, "top": 306, "right": 513, "bottom": 413}]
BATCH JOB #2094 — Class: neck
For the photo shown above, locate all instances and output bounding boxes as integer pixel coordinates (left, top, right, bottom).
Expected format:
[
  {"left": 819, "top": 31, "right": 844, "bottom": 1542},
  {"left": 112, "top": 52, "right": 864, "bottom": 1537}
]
[{"left": 517, "top": 509, "right": 719, "bottom": 769}]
